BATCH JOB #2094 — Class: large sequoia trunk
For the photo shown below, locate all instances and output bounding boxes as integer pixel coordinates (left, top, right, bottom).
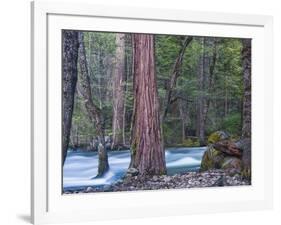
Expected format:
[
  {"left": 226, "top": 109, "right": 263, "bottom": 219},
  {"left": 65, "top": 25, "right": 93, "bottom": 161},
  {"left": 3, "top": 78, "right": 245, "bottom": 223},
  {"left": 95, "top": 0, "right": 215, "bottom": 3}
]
[
  {"left": 77, "top": 32, "right": 109, "bottom": 177},
  {"left": 130, "top": 34, "right": 166, "bottom": 175},
  {"left": 241, "top": 39, "right": 252, "bottom": 178},
  {"left": 111, "top": 33, "right": 126, "bottom": 150},
  {"left": 62, "top": 31, "right": 79, "bottom": 165}
]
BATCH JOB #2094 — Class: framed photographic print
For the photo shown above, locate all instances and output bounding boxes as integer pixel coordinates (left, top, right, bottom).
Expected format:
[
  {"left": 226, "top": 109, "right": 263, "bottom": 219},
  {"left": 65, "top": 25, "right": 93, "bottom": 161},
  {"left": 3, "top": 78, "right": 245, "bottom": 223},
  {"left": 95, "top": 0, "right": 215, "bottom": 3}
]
[{"left": 31, "top": 1, "right": 273, "bottom": 224}]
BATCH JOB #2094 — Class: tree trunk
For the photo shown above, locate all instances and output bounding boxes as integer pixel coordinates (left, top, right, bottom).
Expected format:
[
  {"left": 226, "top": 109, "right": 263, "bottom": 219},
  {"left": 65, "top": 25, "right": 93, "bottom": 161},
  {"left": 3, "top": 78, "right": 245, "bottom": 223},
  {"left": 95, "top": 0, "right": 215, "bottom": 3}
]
[
  {"left": 111, "top": 33, "right": 126, "bottom": 150},
  {"left": 77, "top": 32, "right": 109, "bottom": 177},
  {"left": 178, "top": 99, "right": 189, "bottom": 143},
  {"left": 241, "top": 39, "right": 251, "bottom": 138},
  {"left": 196, "top": 37, "right": 206, "bottom": 146},
  {"left": 241, "top": 39, "right": 251, "bottom": 179},
  {"left": 224, "top": 71, "right": 228, "bottom": 117},
  {"left": 62, "top": 31, "right": 79, "bottom": 165},
  {"left": 196, "top": 37, "right": 216, "bottom": 146},
  {"left": 162, "top": 36, "right": 193, "bottom": 120},
  {"left": 130, "top": 34, "right": 166, "bottom": 175}
]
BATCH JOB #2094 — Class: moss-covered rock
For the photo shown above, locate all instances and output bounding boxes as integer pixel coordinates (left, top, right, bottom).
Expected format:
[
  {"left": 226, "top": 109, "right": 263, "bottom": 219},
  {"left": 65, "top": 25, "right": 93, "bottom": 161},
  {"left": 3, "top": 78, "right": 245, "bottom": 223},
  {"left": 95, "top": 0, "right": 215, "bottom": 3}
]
[
  {"left": 207, "top": 131, "right": 230, "bottom": 144},
  {"left": 200, "top": 146, "right": 224, "bottom": 171},
  {"left": 201, "top": 131, "right": 242, "bottom": 173}
]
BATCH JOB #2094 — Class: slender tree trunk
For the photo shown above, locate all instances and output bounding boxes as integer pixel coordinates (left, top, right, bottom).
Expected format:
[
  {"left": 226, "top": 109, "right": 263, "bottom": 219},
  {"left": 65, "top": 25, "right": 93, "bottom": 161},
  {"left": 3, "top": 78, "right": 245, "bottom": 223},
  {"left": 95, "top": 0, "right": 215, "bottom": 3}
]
[
  {"left": 97, "top": 50, "right": 103, "bottom": 109},
  {"left": 162, "top": 36, "right": 193, "bottom": 120},
  {"left": 196, "top": 37, "right": 206, "bottom": 146},
  {"left": 62, "top": 31, "right": 79, "bottom": 165},
  {"left": 206, "top": 38, "right": 217, "bottom": 117},
  {"left": 224, "top": 72, "right": 228, "bottom": 117},
  {"left": 122, "top": 49, "right": 128, "bottom": 146},
  {"left": 129, "top": 34, "right": 166, "bottom": 175},
  {"left": 178, "top": 99, "right": 189, "bottom": 143},
  {"left": 111, "top": 33, "right": 126, "bottom": 150},
  {"left": 196, "top": 37, "right": 216, "bottom": 146},
  {"left": 224, "top": 90, "right": 228, "bottom": 116},
  {"left": 122, "top": 35, "right": 133, "bottom": 146},
  {"left": 241, "top": 39, "right": 251, "bottom": 178},
  {"left": 77, "top": 32, "right": 109, "bottom": 177}
]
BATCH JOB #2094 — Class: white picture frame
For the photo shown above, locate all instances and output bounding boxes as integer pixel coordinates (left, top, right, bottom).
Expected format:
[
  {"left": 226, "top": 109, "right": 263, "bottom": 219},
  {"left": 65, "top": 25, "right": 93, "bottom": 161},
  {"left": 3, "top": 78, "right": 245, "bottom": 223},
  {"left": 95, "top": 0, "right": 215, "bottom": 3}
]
[{"left": 31, "top": 1, "right": 274, "bottom": 224}]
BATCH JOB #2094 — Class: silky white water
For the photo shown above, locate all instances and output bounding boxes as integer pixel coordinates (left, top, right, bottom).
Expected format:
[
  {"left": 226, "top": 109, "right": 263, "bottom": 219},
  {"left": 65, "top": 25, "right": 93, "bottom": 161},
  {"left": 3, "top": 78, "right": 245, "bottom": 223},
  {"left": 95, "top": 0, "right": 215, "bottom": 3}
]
[{"left": 63, "top": 147, "right": 206, "bottom": 191}]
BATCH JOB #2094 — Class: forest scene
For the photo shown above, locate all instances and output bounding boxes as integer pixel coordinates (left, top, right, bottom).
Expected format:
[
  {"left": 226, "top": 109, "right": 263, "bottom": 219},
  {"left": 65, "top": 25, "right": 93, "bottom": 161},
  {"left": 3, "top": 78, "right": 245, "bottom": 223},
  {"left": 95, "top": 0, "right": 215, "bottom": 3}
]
[{"left": 62, "top": 30, "right": 251, "bottom": 194}]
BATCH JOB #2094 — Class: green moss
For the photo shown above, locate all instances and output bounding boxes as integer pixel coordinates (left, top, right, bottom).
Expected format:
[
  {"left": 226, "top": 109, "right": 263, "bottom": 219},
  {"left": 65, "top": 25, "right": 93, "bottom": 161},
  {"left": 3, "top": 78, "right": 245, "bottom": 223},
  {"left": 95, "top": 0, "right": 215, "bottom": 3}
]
[
  {"left": 193, "top": 140, "right": 200, "bottom": 146},
  {"left": 200, "top": 152, "right": 213, "bottom": 171},
  {"left": 200, "top": 146, "right": 224, "bottom": 171},
  {"left": 207, "top": 131, "right": 230, "bottom": 144},
  {"left": 181, "top": 137, "right": 200, "bottom": 147},
  {"left": 131, "top": 140, "right": 137, "bottom": 156},
  {"left": 182, "top": 139, "right": 193, "bottom": 146},
  {"left": 241, "top": 167, "right": 251, "bottom": 180},
  {"left": 207, "top": 132, "right": 221, "bottom": 144}
]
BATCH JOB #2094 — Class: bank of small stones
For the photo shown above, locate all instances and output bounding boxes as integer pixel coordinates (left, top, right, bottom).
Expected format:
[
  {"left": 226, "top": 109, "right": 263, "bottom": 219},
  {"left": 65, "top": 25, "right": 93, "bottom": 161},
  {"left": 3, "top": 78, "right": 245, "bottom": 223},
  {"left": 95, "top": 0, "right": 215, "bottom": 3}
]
[{"left": 64, "top": 169, "right": 250, "bottom": 194}]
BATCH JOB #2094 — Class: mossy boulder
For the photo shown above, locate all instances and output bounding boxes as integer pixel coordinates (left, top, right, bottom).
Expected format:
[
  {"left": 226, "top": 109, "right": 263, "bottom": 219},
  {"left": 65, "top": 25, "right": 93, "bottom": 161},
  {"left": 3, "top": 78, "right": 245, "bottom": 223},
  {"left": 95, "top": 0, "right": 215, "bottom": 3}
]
[
  {"left": 207, "top": 131, "right": 230, "bottom": 144},
  {"left": 200, "top": 146, "right": 224, "bottom": 171},
  {"left": 201, "top": 131, "right": 244, "bottom": 173}
]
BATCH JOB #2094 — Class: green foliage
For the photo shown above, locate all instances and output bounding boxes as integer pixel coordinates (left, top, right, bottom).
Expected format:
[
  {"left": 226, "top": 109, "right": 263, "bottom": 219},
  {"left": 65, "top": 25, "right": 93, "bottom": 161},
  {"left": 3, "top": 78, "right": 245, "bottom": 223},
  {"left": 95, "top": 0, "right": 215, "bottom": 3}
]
[
  {"left": 70, "top": 32, "right": 246, "bottom": 148},
  {"left": 182, "top": 138, "right": 200, "bottom": 147},
  {"left": 162, "top": 121, "right": 180, "bottom": 145},
  {"left": 207, "top": 132, "right": 222, "bottom": 144},
  {"left": 200, "top": 146, "right": 223, "bottom": 171},
  {"left": 221, "top": 113, "right": 242, "bottom": 135}
]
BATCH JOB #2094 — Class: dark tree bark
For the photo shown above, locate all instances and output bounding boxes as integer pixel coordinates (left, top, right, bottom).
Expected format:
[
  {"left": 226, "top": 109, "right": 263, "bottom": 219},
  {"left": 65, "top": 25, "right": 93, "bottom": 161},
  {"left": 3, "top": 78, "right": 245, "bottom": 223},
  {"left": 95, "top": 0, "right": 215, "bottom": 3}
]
[
  {"left": 77, "top": 32, "right": 109, "bottom": 177},
  {"left": 111, "top": 33, "right": 126, "bottom": 150},
  {"left": 162, "top": 36, "right": 193, "bottom": 120},
  {"left": 241, "top": 39, "right": 251, "bottom": 178},
  {"left": 129, "top": 34, "right": 166, "bottom": 175},
  {"left": 241, "top": 39, "right": 251, "bottom": 139},
  {"left": 62, "top": 30, "right": 79, "bottom": 165}
]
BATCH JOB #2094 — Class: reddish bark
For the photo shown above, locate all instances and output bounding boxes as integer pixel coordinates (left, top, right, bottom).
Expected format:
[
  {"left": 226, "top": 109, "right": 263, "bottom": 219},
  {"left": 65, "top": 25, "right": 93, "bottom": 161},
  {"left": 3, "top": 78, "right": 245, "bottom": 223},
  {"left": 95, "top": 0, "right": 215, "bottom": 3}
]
[{"left": 130, "top": 34, "right": 166, "bottom": 175}]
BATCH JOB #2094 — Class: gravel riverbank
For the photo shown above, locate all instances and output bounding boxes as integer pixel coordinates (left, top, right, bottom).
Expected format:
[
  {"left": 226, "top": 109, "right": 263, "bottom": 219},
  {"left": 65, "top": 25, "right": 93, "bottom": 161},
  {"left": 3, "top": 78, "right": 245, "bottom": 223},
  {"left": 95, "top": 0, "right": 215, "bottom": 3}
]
[{"left": 64, "top": 169, "right": 250, "bottom": 194}]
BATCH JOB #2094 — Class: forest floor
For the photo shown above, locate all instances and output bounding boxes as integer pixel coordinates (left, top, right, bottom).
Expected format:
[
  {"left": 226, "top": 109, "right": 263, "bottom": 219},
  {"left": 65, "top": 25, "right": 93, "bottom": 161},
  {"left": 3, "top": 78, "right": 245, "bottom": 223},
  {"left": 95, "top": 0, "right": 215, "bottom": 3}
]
[{"left": 64, "top": 169, "right": 250, "bottom": 194}]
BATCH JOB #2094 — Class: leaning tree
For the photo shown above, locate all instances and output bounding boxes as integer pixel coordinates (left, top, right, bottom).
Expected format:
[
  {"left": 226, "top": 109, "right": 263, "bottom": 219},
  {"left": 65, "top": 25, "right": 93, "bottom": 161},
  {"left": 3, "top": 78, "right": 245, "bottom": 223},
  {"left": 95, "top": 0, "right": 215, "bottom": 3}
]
[{"left": 77, "top": 32, "right": 109, "bottom": 177}]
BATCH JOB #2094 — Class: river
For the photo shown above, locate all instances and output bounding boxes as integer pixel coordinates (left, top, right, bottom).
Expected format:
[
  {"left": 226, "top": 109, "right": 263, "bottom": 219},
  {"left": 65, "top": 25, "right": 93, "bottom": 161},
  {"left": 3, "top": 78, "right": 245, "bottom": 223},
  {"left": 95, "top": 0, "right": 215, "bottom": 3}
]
[{"left": 63, "top": 147, "right": 206, "bottom": 191}]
